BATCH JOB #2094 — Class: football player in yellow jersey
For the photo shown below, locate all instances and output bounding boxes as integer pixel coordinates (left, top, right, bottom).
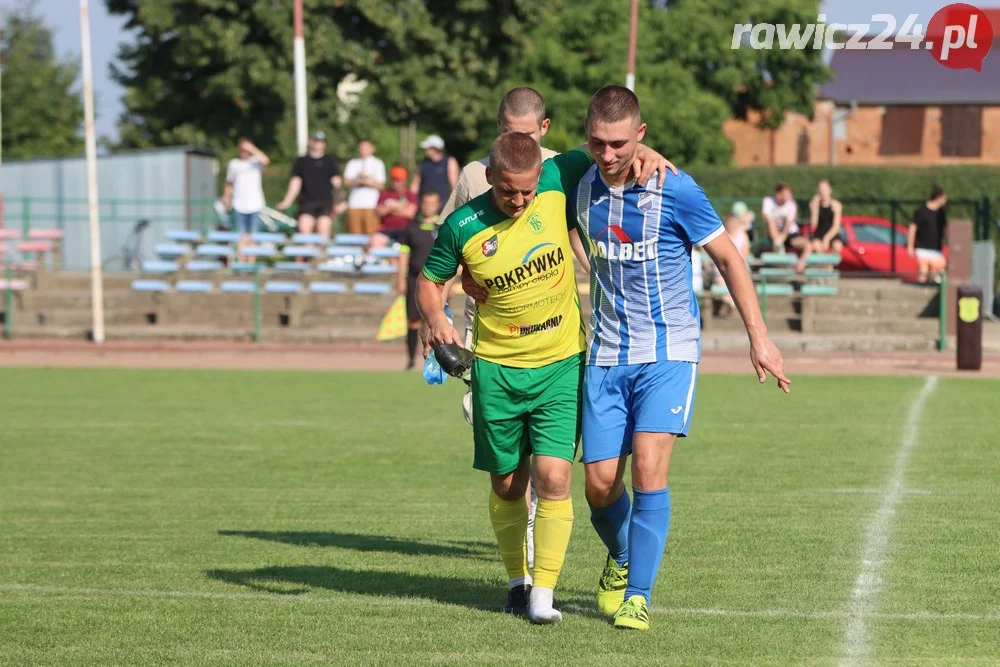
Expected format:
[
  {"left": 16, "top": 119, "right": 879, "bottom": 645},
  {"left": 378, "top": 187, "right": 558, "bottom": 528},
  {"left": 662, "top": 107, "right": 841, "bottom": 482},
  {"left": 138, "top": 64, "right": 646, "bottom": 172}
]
[{"left": 417, "top": 132, "right": 671, "bottom": 624}]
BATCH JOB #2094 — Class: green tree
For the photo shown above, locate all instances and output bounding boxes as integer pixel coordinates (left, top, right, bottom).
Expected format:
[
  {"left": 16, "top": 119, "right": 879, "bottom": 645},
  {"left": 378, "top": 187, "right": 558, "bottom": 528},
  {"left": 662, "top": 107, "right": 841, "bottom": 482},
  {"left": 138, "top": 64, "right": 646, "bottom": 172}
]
[
  {"left": 0, "top": 0, "right": 84, "bottom": 159},
  {"left": 496, "top": 0, "right": 830, "bottom": 165},
  {"left": 106, "top": 0, "right": 553, "bottom": 163},
  {"left": 107, "top": 0, "right": 352, "bottom": 159}
]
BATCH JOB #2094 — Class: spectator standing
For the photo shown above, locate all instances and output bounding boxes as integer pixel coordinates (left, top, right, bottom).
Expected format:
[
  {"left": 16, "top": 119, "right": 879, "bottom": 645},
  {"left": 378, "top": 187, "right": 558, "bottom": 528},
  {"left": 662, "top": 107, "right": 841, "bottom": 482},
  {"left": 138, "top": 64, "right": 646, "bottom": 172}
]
[
  {"left": 410, "top": 134, "right": 459, "bottom": 210},
  {"left": 222, "top": 137, "right": 270, "bottom": 263},
  {"left": 371, "top": 166, "right": 418, "bottom": 251},
  {"left": 907, "top": 186, "right": 948, "bottom": 283},
  {"left": 762, "top": 183, "right": 807, "bottom": 255},
  {"left": 343, "top": 139, "right": 386, "bottom": 235},
  {"left": 276, "top": 131, "right": 342, "bottom": 238},
  {"left": 397, "top": 191, "right": 441, "bottom": 369}
]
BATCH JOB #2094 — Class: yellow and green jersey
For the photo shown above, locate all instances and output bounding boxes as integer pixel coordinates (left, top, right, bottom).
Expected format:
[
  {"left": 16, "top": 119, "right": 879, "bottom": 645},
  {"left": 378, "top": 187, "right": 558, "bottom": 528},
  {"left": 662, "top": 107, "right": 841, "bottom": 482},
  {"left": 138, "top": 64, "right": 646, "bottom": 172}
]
[{"left": 422, "top": 149, "right": 593, "bottom": 368}]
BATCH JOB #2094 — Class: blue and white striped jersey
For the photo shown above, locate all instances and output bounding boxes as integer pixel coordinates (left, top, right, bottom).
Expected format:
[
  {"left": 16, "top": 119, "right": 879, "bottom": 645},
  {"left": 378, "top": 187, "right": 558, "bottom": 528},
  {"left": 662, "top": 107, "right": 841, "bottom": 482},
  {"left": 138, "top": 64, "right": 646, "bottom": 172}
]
[{"left": 572, "top": 167, "right": 725, "bottom": 366}]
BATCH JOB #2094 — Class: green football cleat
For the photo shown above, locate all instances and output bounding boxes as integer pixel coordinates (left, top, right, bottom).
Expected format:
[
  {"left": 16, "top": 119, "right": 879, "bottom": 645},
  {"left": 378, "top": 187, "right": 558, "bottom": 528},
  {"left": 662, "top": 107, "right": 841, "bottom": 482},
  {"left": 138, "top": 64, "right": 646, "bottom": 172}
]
[
  {"left": 597, "top": 554, "right": 628, "bottom": 617},
  {"left": 613, "top": 595, "right": 650, "bottom": 631}
]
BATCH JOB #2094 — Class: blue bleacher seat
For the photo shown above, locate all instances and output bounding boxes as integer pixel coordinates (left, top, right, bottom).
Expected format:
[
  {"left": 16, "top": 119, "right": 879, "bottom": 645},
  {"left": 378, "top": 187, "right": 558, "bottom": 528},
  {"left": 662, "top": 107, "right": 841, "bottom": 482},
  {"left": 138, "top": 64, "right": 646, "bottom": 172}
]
[
  {"left": 353, "top": 282, "right": 392, "bottom": 295},
  {"left": 185, "top": 260, "right": 223, "bottom": 272},
  {"left": 283, "top": 245, "right": 319, "bottom": 259},
  {"left": 175, "top": 280, "right": 214, "bottom": 293},
  {"left": 195, "top": 244, "right": 231, "bottom": 258},
  {"left": 220, "top": 281, "right": 255, "bottom": 293},
  {"left": 165, "top": 229, "right": 200, "bottom": 243},
  {"left": 243, "top": 246, "right": 277, "bottom": 258},
  {"left": 231, "top": 262, "right": 262, "bottom": 273},
  {"left": 370, "top": 247, "right": 400, "bottom": 259},
  {"left": 317, "top": 262, "right": 357, "bottom": 274},
  {"left": 801, "top": 284, "right": 839, "bottom": 297},
  {"left": 326, "top": 246, "right": 363, "bottom": 258},
  {"left": 208, "top": 230, "right": 241, "bottom": 244},
  {"left": 141, "top": 260, "right": 180, "bottom": 274},
  {"left": 292, "top": 233, "right": 329, "bottom": 245},
  {"left": 361, "top": 263, "right": 397, "bottom": 275},
  {"left": 334, "top": 233, "right": 371, "bottom": 246},
  {"left": 252, "top": 231, "right": 286, "bottom": 244},
  {"left": 309, "top": 281, "right": 348, "bottom": 294},
  {"left": 274, "top": 262, "right": 309, "bottom": 272},
  {"left": 154, "top": 243, "right": 189, "bottom": 259},
  {"left": 265, "top": 281, "right": 302, "bottom": 294},
  {"left": 132, "top": 279, "right": 169, "bottom": 292}
]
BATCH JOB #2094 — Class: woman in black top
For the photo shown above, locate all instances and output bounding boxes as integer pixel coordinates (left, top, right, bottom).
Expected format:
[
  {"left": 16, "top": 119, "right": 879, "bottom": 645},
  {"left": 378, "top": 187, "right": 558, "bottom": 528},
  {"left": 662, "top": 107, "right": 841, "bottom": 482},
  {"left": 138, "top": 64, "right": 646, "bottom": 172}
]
[
  {"left": 796, "top": 179, "right": 843, "bottom": 273},
  {"left": 907, "top": 186, "right": 948, "bottom": 283}
]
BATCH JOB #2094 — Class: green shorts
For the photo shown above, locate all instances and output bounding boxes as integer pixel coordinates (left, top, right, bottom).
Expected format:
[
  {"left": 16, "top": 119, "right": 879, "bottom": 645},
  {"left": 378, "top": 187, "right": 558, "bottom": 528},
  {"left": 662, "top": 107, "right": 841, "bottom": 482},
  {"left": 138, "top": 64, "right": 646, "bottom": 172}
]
[{"left": 470, "top": 353, "right": 583, "bottom": 475}]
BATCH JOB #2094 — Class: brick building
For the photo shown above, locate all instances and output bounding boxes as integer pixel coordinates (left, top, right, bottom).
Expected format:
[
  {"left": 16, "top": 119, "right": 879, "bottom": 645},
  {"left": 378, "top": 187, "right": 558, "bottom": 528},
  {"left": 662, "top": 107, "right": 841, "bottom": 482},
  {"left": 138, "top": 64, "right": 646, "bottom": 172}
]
[{"left": 725, "top": 11, "right": 1000, "bottom": 166}]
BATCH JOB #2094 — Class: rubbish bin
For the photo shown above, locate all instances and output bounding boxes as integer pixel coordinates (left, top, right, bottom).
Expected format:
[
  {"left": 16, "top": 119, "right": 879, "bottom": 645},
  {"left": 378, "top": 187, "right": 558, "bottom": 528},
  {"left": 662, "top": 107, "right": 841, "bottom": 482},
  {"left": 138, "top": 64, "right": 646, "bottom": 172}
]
[{"left": 956, "top": 285, "right": 983, "bottom": 371}]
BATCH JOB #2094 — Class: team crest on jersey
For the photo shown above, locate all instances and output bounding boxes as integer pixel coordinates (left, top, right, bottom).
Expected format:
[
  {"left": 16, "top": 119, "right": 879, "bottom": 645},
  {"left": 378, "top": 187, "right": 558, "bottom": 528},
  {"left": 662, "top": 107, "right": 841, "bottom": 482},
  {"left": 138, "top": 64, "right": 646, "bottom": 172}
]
[
  {"left": 638, "top": 193, "right": 656, "bottom": 212},
  {"left": 482, "top": 235, "right": 499, "bottom": 257},
  {"left": 526, "top": 213, "right": 545, "bottom": 235}
]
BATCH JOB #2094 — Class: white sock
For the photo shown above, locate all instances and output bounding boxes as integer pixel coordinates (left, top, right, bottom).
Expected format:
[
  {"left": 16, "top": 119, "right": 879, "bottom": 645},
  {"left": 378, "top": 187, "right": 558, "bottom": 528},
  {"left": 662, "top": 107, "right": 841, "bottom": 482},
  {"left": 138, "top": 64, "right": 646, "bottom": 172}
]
[
  {"left": 528, "top": 586, "right": 562, "bottom": 624},
  {"left": 508, "top": 575, "right": 532, "bottom": 590}
]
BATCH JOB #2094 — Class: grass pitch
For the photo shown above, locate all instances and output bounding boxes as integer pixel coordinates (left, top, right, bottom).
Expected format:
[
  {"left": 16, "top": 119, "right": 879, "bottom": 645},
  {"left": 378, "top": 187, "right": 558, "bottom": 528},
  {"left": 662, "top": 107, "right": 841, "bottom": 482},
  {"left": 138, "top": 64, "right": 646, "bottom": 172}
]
[{"left": 1, "top": 367, "right": 998, "bottom": 666}]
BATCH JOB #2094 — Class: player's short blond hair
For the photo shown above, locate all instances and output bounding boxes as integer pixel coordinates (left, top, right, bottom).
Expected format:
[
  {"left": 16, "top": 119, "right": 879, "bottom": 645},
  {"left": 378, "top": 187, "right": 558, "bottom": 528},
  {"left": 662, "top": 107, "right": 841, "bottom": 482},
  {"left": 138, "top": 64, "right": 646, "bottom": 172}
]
[{"left": 489, "top": 132, "right": 542, "bottom": 175}]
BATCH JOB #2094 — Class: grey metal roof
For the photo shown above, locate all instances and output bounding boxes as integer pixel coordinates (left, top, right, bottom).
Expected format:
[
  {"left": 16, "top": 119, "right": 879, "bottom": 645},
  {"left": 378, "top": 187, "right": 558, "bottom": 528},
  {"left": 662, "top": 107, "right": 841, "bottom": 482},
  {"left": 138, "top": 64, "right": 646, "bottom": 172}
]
[{"left": 818, "top": 43, "right": 1000, "bottom": 105}]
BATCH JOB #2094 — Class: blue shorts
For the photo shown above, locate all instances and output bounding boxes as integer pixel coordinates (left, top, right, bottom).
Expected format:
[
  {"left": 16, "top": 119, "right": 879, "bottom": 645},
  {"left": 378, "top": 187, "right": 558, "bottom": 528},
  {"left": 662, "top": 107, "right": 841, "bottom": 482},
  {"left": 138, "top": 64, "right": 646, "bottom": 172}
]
[
  {"left": 233, "top": 210, "right": 260, "bottom": 235},
  {"left": 581, "top": 360, "right": 698, "bottom": 464}
]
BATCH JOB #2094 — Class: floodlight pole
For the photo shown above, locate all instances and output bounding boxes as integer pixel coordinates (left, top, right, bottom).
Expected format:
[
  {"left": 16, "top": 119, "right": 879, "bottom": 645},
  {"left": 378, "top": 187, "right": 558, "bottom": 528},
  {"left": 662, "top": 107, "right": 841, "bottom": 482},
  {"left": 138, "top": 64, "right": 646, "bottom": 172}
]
[
  {"left": 293, "top": 0, "right": 308, "bottom": 156},
  {"left": 79, "top": 0, "right": 105, "bottom": 343},
  {"left": 626, "top": 0, "right": 639, "bottom": 90}
]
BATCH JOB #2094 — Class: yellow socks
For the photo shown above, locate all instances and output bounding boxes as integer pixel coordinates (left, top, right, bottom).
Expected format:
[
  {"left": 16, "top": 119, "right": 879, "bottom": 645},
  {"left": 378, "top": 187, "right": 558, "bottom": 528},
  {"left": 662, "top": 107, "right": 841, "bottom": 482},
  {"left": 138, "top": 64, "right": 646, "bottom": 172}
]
[
  {"left": 488, "top": 490, "right": 529, "bottom": 583},
  {"left": 532, "top": 497, "right": 574, "bottom": 589}
]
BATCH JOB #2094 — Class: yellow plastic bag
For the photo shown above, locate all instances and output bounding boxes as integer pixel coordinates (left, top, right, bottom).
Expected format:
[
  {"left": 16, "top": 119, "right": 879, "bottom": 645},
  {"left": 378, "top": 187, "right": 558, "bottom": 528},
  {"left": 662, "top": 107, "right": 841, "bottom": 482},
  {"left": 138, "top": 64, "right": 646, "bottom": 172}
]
[{"left": 377, "top": 295, "right": 407, "bottom": 341}]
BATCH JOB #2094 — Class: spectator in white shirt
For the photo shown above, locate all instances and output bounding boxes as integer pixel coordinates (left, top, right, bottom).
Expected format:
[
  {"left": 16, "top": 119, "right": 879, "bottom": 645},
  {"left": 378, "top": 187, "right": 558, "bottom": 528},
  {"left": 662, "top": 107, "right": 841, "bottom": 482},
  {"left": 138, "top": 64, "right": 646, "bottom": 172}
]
[
  {"left": 762, "top": 182, "right": 807, "bottom": 256},
  {"left": 343, "top": 139, "right": 387, "bottom": 235},
  {"left": 223, "top": 138, "right": 270, "bottom": 263}
]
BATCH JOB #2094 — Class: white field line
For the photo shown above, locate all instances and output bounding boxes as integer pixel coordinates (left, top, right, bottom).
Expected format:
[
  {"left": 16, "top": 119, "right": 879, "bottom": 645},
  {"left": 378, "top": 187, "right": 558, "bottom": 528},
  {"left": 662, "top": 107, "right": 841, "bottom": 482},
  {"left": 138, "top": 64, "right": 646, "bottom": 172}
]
[
  {"left": 839, "top": 375, "right": 939, "bottom": 666},
  {"left": 3, "top": 579, "right": 998, "bottom": 621}
]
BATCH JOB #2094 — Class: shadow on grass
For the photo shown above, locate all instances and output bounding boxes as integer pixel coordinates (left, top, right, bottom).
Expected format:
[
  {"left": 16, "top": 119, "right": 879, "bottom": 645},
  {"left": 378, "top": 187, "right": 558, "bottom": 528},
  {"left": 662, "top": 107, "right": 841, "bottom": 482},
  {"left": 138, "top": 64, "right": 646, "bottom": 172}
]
[
  {"left": 218, "top": 530, "right": 495, "bottom": 560},
  {"left": 206, "top": 564, "right": 504, "bottom": 612},
  {"left": 205, "top": 564, "right": 602, "bottom": 618}
]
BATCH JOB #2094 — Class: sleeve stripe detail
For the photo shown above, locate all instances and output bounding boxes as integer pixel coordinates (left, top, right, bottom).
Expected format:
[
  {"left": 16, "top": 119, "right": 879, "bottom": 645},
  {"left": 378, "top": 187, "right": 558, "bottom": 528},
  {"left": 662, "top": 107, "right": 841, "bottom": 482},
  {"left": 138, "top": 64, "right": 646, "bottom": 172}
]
[
  {"left": 422, "top": 267, "right": 453, "bottom": 284},
  {"left": 694, "top": 225, "right": 726, "bottom": 247}
]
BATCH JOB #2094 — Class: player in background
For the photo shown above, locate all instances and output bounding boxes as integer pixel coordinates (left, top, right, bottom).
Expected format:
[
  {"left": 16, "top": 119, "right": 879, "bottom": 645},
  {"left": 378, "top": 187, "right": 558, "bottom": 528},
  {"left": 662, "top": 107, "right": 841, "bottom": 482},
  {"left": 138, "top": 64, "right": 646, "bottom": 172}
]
[
  {"left": 572, "top": 86, "right": 790, "bottom": 630},
  {"left": 419, "top": 132, "right": 672, "bottom": 624}
]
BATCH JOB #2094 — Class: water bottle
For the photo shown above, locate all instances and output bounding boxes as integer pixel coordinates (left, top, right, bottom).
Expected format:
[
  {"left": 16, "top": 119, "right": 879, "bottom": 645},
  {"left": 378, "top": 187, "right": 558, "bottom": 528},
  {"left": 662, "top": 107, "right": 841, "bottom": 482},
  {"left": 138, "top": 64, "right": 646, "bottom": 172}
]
[
  {"left": 423, "top": 349, "right": 446, "bottom": 385},
  {"left": 422, "top": 304, "right": 455, "bottom": 386}
]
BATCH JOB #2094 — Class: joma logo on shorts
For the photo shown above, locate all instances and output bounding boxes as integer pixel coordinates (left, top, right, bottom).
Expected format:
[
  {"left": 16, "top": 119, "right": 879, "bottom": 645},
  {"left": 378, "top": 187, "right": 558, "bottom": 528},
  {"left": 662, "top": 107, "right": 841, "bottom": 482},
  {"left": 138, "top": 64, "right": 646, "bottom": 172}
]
[
  {"left": 484, "top": 247, "right": 564, "bottom": 291},
  {"left": 508, "top": 315, "right": 563, "bottom": 337}
]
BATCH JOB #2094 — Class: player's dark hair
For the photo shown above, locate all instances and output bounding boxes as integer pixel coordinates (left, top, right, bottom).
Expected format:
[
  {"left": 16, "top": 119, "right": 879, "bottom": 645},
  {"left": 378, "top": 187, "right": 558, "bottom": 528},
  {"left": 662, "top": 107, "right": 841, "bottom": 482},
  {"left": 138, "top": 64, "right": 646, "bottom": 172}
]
[
  {"left": 498, "top": 87, "right": 546, "bottom": 124},
  {"left": 775, "top": 182, "right": 791, "bottom": 194},
  {"left": 489, "top": 132, "right": 542, "bottom": 174},
  {"left": 586, "top": 85, "right": 642, "bottom": 128},
  {"left": 420, "top": 190, "right": 441, "bottom": 200},
  {"left": 930, "top": 185, "right": 945, "bottom": 200}
]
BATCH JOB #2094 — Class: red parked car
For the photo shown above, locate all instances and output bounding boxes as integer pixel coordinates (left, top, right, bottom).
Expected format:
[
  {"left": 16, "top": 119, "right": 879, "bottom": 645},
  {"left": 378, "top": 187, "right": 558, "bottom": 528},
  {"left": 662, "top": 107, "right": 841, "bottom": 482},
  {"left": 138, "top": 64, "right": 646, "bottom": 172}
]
[{"left": 802, "top": 215, "right": 948, "bottom": 277}]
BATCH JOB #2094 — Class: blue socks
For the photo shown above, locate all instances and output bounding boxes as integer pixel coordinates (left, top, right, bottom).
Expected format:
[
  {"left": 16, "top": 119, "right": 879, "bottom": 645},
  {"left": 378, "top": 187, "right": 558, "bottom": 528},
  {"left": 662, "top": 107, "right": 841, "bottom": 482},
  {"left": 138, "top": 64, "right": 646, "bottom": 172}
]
[
  {"left": 588, "top": 488, "right": 631, "bottom": 567},
  {"left": 624, "top": 487, "right": 671, "bottom": 605}
]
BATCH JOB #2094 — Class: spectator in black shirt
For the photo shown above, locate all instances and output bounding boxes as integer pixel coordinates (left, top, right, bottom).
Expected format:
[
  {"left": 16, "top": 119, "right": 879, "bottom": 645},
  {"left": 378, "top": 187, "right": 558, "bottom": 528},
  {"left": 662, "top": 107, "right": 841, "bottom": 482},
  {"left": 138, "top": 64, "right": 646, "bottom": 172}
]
[
  {"left": 906, "top": 186, "right": 948, "bottom": 283},
  {"left": 277, "top": 131, "right": 343, "bottom": 238},
  {"left": 397, "top": 191, "right": 442, "bottom": 369}
]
